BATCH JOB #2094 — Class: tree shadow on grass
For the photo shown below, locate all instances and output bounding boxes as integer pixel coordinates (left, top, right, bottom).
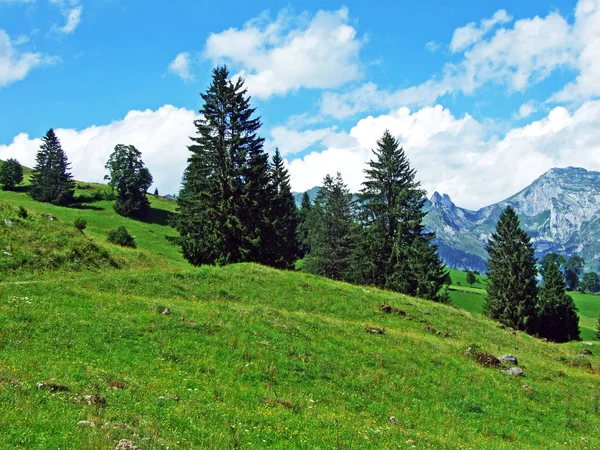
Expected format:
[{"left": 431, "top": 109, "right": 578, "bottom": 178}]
[
  {"left": 141, "top": 207, "right": 173, "bottom": 227},
  {"left": 69, "top": 203, "right": 105, "bottom": 211}
]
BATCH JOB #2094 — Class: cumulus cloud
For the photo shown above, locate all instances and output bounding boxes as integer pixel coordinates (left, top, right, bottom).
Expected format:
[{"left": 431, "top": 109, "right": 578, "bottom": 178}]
[
  {"left": 449, "top": 9, "right": 512, "bottom": 53},
  {"left": 0, "top": 105, "right": 198, "bottom": 195},
  {"left": 288, "top": 101, "right": 600, "bottom": 209},
  {"left": 551, "top": 0, "right": 600, "bottom": 102},
  {"left": 515, "top": 101, "right": 538, "bottom": 119},
  {"left": 203, "top": 7, "right": 364, "bottom": 98},
  {"left": 168, "top": 52, "right": 194, "bottom": 82},
  {"left": 320, "top": 4, "right": 583, "bottom": 118},
  {"left": 50, "top": 0, "right": 82, "bottom": 34},
  {"left": 0, "top": 29, "right": 57, "bottom": 87}
]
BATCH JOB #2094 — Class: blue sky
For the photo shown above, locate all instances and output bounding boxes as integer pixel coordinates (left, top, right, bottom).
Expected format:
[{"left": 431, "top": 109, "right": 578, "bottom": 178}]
[{"left": 2, "top": 0, "right": 600, "bottom": 209}]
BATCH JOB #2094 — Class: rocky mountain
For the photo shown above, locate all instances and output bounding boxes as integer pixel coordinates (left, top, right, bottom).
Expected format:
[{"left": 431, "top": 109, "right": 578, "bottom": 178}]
[{"left": 423, "top": 167, "right": 600, "bottom": 272}]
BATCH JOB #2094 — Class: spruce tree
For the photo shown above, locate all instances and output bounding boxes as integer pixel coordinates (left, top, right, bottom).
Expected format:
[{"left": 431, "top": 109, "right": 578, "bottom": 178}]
[
  {"left": 264, "top": 148, "right": 299, "bottom": 269},
  {"left": 297, "top": 191, "right": 312, "bottom": 258},
  {"left": 0, "top": 158, "right": 23, "bottom": 190},
  {"left": 537, "top": 260, "right": 580, "bottom": 342},
  {"left": 484, "top": 206, "right": 538, "bottom": 332},
  {"left": 305, "top": 173, "right": 354, "bottom": 280},
  {"left": 174, "top": 66, "right": 275, "bottom": 266},
  {"left": 105, "top": 144, "right": 153, "bottom": 218},
  {"left": 30, "top": 129, "right": 75, "bottom": 205},
  {"left": 355, "top": 130, "right": 447, "bottom": 301}
]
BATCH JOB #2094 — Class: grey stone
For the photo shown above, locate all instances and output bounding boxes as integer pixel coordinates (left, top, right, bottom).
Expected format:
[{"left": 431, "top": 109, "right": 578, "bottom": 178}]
[
  {"left": 501, "top": 367, "right": 523, "bottom": 376},
  {"left": 114, "top": 440, "right": 140, "bottom": 450},
  {"left": 77, "top": 420, "right": 95, "bottom": 427},
  {"left": 3, "top": 219, "right": 13, "bottom": 227},
  {"left": 498, "top": 354, "right": 518, "bottom": 365}
]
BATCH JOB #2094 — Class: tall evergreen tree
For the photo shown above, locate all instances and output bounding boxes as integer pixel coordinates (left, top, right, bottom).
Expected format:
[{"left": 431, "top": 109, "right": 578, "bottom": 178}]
[
  {"left": 0, "top": 158, "right": 23, "bottom": 190},
  {"left": 174, "top": 66, "right": 276, "bottom": 266},
  {"left": 264, "top": 148, "right": 299, "bottom": 269},
  {"left": 305, "top": 173, "right": 354, "bottom": 280},
  {"left": 565, "top": 255, "right": 585, "bottom": 291},
  {"left": 297, "top": 191, "right": 312, "bottom": 258},
  {"left": 105, "top": 144, "right": 153, "bottom": 218},
  {"left": 354, "top": 130, "right": 447, "bottom": 301},
  {"left": 537, "top": 260, "right": 580, "bottom": 342},
  {"left": 539, "top": 253, "right": 566, "bottom": 282},
  {"left": 30, "top": 129, "right": 75, "bottom": 205},
  {"left": 484, "top": 206, "right": 538, "bottom": 332}
]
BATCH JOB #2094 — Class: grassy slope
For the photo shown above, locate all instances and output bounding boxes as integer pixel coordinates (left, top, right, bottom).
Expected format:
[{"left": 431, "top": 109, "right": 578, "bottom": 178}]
[
  {"left": 0, "top": 181, "right": 599, "bottom": 448},
  {"left": 447, "top": 269, "right": 600, "bottom": 341}
]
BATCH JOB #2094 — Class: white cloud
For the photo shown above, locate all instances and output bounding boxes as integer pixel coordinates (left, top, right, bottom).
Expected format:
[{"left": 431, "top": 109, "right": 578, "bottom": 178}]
[
  {"left": 515, "top": 101, "right": 538, "bottom": 119},
  {"left": 203, "top": 7, "right": 363, "bottom": 98},
  {"left": 0, "top": 29, "right": 56, "bottom": 87},
  {"left": 168, "top": 52, "right": 194, "bottom": 82},
  {"left": 450, "top": 9, "right": 512, "bottom": 53},
  {"left": 50, "top": 0, "right": 82, "bottom": 34},
  {"left": 320, "top": 6, "right": 578, "bottom": 118},
  {"left": 425, "top": 41, "right": 439, "bottom": 52},
  {"left": 551, "top": 0, "right": 600, "bottom": 102},
  {"left": 0, "top": 105, "right": 199, "bottom": 195},
  {"left": 288, "top": 101, "right": 600, "bottom": 210}
]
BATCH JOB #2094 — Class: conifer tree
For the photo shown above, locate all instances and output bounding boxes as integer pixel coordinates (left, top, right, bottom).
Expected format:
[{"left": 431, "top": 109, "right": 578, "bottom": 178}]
[
  {"left": 30, "top": 129, "right": 75, "bottom": 205},
  {"left": 484, "top": 206, "right": 538, "bottom": 332},
  {"left": 297, "top": 191, "right": 312, "bottom": 258},
  {"left": 305, "top": 173, "right": 354, "bottom": 280},
  {"left": 354, "top": 130, "right": 447, "bottom": 301},
  {"left": 264, "top": 148, "right": 299, "bottom": 269},
  {"left": 174, "top": 66, "right": 276, "bottom": 266},
  {"left": 0, "top": 158, "right": 23, "bottom": 190},
  {"left": 105, "top": 144, "right": 153, "bottom": 218},
  {"left": 537, "top": 260, "right": 580, "bottom": 342}
]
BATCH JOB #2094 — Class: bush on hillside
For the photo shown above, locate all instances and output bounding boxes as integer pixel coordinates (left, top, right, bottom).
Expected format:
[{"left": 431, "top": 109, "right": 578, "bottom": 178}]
[
  {"left": 0, "top": 158, "right": 24, "bottom": 190},
  {"left": 16, "top": 206, "right": 28, "bottom": 219},
  {"left": 74, "top": 217, "right": 87, "bottom": 232},
  {"left": 107, "top": 226, "right": 136, "bottom": 248}
]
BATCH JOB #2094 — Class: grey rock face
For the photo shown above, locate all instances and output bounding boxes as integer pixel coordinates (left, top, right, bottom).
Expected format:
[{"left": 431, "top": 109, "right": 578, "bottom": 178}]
[{"left": 423, "top": 167, "right": 600, "bottom": 271}]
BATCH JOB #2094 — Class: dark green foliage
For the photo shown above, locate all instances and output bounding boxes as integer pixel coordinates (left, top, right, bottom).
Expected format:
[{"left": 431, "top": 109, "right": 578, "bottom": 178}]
[
  {"left": 154, "top": 188, "right": 159, "bottom": 197},
  {"left": 537, "top": 260, "right": 580, "bottom": 342},
  {"left": 105, "top": 144, "right": 153, "bottom": 218},
  {"left": 30, "top": 129, "right": 75, "bottom": 205},
  {"left": 466, "top": 270, "right": 476, "bottom": 286},
  {"left": 352, "top": 130, "right": 447, "bottom": 301},
  {"left": 0, "top": 158, "right": 23, "bottom": 190},
  {"left": 74, "top": 217, "right": 87, "bottom": 232},
  {"left": 174, "top": 66, "right": 281, "bottom": 267},
  {"left": 565, "top": 256, "right": 585, "bottom": 291},
  {"left": 596, "top": 316, "right": 600, "bottom": 340},
  {"left": 16, "top": 206, "right": 28, "bottom": 219},
  {"left": 484, "top": 206, "right": 538, "bottom": 332},
  {"left": 297, "top": 191, "right": 312, "bottom": 258},
  {"left": 579, "top": 272, "right": 600, "bottom": 294},
  {"left": 263, "top": 149, "right": 299, "bottom": 269},
  {"left": 539, "top": 253, "right": 566, "bottom": 282},
  {"left": 304, "top": 173, "right": 354, "bottom": 280},
  {"left": 107, "top": 226, "right": 136, "bottom": 248}
]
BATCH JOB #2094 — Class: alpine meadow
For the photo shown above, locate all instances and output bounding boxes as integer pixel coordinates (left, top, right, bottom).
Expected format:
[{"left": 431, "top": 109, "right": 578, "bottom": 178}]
[{"left": 2, "top": 1, "right": 600, "bottom": 449}]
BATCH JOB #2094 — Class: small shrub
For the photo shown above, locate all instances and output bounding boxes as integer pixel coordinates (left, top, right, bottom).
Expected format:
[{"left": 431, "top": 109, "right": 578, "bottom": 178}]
[
  {"left": 107, "top": 226, "right": 136, "bottom": 248},
  {"left": 74, "top": 217, "right": 87, "bottom": 232},
  {"left": 16, "top": 206, "right": 28, "bottom": 219}
]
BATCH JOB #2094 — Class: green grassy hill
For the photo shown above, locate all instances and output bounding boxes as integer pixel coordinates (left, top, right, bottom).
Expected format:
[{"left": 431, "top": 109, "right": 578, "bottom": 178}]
[
  {"left": 447, "top": 269, "right": 600, "bottom": 341},
  {"left": 0, "top": 178, "right": 599, "bottom": 449}
]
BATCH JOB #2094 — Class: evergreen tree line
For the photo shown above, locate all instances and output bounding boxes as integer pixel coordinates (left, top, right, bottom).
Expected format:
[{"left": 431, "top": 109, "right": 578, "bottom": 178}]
[
  {"left": 484, "top": 206, "right": 581, "bottom": 342},
  {"left": 15, "top": 128, "right": 155, "bottom": 219},
  {"left": 175, "top": 66, "right": 448, "bottom": 301}
]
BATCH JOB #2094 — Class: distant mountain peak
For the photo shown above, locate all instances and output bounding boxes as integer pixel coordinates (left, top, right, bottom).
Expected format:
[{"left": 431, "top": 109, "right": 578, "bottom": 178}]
[{"left": 424, "top": 166, "right": 600, "bottom": 272}]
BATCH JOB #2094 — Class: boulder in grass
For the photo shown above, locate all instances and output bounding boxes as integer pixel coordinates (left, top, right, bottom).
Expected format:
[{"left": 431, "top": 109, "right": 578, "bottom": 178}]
[
  {"left": 498, "top": 354, "right": 518, "bottom": 365},
  {"left": 114, "top": 440, "right": 140, "bottom": 450},
  {"left": 502, "top": 367, "right": 524, "bottom": 376}
]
